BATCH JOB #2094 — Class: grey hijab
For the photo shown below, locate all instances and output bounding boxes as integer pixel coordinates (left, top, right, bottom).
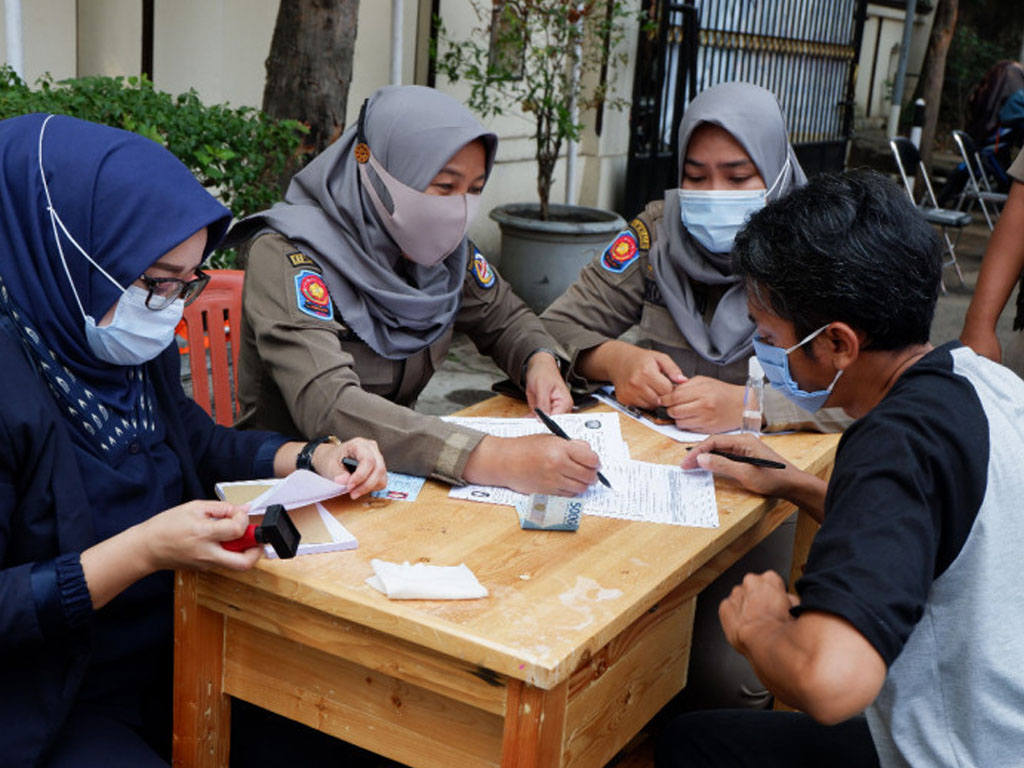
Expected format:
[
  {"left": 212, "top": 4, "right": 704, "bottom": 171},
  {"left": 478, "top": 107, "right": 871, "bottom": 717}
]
[
  {"left": 226, "top": 85, "right": 497, "bottom": 359},
  {"left": 649, "top": 81, "right": 806, "bottom": 365}
]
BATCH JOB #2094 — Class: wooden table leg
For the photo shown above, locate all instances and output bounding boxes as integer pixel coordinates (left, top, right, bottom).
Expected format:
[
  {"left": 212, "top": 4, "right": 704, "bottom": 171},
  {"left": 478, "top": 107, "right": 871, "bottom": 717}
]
[
  {"left": 501, "top": 678, "right": 569, "bottom": 768},
  {"left": 173, "top": 570, "right": 230, "bottom": 768},
  {"left": 787, "top": 509, "right": 820, "bottom": 592}
]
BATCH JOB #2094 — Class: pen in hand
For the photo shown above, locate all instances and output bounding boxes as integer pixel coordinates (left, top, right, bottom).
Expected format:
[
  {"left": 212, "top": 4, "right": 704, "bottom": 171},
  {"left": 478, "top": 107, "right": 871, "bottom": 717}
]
[
  {"left": 687, "top": 447, "right": 786, "bottom": 470},
  {"left": 533, "top": 407, "right": 612, "bottom": 489}
]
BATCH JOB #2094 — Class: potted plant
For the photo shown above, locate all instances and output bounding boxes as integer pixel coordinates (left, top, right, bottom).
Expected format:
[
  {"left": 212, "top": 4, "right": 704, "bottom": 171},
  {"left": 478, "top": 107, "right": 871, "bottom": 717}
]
[{"left": 434, "top": 1, "right": 640, "bottom": 312}]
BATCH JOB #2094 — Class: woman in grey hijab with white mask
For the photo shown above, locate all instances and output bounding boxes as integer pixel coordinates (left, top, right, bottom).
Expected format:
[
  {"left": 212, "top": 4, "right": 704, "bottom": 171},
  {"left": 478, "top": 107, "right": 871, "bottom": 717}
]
[
  {"left": 227, "top": 85, "right": 601, "bottom": 495},
  {"left": 542, "top": 81, "right": 848, "bottom": 435}
]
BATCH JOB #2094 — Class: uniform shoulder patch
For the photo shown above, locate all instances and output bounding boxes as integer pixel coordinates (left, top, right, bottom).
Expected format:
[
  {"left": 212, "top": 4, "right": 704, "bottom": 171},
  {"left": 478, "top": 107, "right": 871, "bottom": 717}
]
[
  {"left": 629, "top": 217, "right": 651, "bottom": 251},
  {"left": 286, "top": 250, "right": 318, "bottom": 269},
  {"left": 601, "top": 230, "right": 640, "bottom": 273},
  {"left": 294, "top": 269, "right": 334, "bottom": 320},
  {"left": 470, "top": 245, "right": 496, "bottom": 289}
]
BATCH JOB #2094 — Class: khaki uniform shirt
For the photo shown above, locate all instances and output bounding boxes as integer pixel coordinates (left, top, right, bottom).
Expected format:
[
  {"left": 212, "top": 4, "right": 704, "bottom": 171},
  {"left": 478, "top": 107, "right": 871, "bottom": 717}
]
[
  {"left": 542, "top": 201, "right": 849, "bottom": 433},
  {"left": 235, "top": 233, "right": 560, "bottom": 482}
]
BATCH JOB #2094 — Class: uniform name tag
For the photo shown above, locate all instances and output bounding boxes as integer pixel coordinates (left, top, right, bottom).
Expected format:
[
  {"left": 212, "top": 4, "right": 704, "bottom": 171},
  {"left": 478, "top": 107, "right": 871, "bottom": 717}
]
[{"left": 287, "top": 251, "right": 317, "bottom": 269}]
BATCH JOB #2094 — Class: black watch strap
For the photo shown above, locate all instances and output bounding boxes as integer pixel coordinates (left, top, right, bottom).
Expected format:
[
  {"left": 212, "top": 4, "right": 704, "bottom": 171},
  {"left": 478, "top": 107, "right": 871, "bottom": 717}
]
[{"left": 296, "top": 435, "right": 337, "bottom": 472}]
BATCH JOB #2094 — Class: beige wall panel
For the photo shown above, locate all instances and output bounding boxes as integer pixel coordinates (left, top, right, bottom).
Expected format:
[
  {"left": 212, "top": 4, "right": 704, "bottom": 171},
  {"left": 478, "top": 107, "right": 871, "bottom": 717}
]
[
  {"left": 77, "top": 0, "right": 140, "bottom": 77},
  {"left": 0, "top": 0, "right": 77, "bottom": 83},
  {"left": 153, "top": 0, "right": 276, "bottom": 107}
]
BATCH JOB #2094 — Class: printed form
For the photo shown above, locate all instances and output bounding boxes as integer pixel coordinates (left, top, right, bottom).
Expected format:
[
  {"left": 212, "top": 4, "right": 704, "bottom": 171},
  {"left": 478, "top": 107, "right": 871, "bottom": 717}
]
[{"left": 443, "top": 413, "right": 718, "bottom": 528}]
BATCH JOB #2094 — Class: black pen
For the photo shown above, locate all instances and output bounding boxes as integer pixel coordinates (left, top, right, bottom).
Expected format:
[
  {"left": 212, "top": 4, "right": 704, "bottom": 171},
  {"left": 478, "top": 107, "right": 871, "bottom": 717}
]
[
  {"left": 341, "top": 457, "right": 359, "bottom": 473},
  {"left": 533, "top": 407, "right": 612, "bottom": 489},
  {"left": 688, "top": 448, "right": 786, "bottom": 470}
]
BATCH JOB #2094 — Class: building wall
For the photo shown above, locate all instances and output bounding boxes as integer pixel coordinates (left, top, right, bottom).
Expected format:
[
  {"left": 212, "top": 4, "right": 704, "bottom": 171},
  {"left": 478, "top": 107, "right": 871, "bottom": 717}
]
[
  {"left": 854, "top": 2, "right": 935, "bottom": 129},
  {"left": 0, "top": 0, "right": 77, "bottom": 83},
  {"left": 77, "top": 0, "right": 140, "bottom": 78}
]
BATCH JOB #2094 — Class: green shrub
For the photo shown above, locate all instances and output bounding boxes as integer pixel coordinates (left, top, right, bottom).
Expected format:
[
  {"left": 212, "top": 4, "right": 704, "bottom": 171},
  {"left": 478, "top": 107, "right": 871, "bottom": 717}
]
[{"left": 0, "top": 67, "right": 307, "bottom": 267}]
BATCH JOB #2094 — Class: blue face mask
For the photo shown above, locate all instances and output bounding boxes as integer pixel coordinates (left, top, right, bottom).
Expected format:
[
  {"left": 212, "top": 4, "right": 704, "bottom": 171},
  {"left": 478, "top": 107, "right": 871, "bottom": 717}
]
[
  {"left": 752, "top": 324, "right": 843, "bottom": 412},
  {"left": 679, "top": 188, "right": 766, "bottom": 253},
  {"left": 678, "top": 157, "right": 791, "bottom": 253}
]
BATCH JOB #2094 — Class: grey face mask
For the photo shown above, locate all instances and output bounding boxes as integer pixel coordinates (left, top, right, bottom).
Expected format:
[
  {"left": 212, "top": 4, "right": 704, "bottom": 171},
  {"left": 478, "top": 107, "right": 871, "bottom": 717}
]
[{"left": 357, "top": 150, "right": 481, "bottom": 267}]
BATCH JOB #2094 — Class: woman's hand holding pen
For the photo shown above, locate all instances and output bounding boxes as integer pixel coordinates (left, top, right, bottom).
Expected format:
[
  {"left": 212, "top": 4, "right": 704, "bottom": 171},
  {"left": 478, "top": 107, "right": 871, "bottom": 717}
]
[
  {"left": 524, "top": 351, "right": 573, "bottom": 414},
  {"left": 314, "top": 437, "right": 388, "bottom": 499},
  {"left": 682, "top": 434, "right": 827, "bottom": 522},
  {"left": 464, "top": 434, "right": 600, "bottom": 496}
]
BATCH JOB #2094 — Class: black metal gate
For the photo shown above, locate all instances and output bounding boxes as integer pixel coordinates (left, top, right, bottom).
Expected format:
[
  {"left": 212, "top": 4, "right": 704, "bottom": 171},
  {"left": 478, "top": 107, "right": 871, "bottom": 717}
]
[{"left": 623, "top": 0, "right": 868, "bottom": 215}]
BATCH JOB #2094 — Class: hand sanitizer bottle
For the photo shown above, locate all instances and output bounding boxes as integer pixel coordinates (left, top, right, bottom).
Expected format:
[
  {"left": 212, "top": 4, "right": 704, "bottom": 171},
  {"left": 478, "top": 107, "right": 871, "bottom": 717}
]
[{"left": 742, "top": 356, "right": 764, "bottom": 437}]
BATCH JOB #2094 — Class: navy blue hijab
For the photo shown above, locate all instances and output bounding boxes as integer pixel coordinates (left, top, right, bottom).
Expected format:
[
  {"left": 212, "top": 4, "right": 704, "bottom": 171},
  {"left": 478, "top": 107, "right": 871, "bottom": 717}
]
[{"left": 0, "top": 113, "right": 230, "bottom": 422}]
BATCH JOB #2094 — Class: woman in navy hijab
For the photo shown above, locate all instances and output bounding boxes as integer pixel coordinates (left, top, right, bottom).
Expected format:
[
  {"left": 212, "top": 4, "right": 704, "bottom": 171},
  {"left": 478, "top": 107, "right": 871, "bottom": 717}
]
[{"left": 0, "top": 113, "right": 386, "bottom": 766}]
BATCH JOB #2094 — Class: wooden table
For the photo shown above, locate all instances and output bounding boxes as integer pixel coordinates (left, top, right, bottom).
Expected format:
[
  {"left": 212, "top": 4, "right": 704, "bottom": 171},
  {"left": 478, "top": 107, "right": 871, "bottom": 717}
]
[{"left": 173, "top": 399, "right": 837, "bottom": 767}]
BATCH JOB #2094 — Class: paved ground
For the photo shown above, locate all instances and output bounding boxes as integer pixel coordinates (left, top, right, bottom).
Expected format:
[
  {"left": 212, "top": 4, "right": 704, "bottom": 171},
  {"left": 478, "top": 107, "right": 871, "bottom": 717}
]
[{"left": 415, "top": 216, "right": 1014, "bottom": 418}]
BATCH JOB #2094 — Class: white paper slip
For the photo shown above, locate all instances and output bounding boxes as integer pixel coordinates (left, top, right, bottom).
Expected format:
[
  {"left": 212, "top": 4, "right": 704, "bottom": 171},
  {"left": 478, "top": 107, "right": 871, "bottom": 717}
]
[
  {"left": 595, "top": 386, "right": 740, "bottom": 444},
  {"left": 576, "top": 462, "right": 719, "bottom": 528},
  {"left": 215, "top": 469, "right": 349, "bottom": 513},
  {"left": 365, "top": 559, "right": 488, "bottom": 600}
]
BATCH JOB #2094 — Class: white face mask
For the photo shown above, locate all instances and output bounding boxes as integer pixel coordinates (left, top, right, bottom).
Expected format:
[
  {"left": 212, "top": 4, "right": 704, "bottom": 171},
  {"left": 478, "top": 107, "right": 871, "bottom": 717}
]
[
  {"left": 38, "top": 113, "right": 179, "bottom": 366},
  {"left": 84, "top": 285, "right": 183, "bottom": 366},
  {"left": 358, "top": 152, "right": 481, "bottom": 267}
]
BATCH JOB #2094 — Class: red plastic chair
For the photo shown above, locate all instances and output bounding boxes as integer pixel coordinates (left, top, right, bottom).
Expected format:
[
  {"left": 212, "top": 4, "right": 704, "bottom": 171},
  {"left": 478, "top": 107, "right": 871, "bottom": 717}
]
[{"left": 178, "top": 269, "right": 244, "bottom": 426}]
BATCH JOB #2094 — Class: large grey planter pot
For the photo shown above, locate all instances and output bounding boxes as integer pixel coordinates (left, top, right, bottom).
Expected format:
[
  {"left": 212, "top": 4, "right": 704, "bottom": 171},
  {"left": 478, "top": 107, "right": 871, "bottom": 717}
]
[{"left": 489, "top": 202, "right": 626, "bottom": 314}]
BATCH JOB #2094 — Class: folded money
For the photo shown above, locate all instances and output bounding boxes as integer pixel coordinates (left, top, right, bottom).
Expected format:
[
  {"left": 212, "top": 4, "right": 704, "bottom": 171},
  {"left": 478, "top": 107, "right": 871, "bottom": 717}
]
[{"left": 516, "top": 493, "right": 582, "bottom": 531}]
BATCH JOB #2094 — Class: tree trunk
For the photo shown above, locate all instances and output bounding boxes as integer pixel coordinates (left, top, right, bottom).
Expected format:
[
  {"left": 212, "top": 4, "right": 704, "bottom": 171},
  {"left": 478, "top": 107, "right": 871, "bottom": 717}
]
[
  {"left": 916, "top": 0, "right": 958, "bottom": 190},
  {"left": 262, "top": 0, "right": 359, "bottom": 182}
]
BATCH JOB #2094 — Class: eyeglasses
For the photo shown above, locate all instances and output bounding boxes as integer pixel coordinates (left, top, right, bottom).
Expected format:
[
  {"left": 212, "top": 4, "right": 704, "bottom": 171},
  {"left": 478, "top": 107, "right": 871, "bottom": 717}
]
[{"left": 139, "top": 268, "right": 210, "bottom": 310}]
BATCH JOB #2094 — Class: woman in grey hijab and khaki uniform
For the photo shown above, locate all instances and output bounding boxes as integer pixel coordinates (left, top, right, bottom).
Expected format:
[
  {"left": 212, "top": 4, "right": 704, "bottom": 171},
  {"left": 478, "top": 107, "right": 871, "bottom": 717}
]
[
  {"left": 227, "top": 85, "right": 600, "bottom": 495},
  {"left": 542, "top": 82, "right": 847, "bottom": 435},
  {"left": 544, "top": 82, "right": 849, "bottom": 711}
]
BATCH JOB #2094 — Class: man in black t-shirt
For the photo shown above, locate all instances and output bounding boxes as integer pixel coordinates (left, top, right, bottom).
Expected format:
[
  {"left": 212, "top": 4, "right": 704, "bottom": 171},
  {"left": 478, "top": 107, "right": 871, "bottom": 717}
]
[{"left": 658, "top": 170, "right": 1024, "bottom": 768}]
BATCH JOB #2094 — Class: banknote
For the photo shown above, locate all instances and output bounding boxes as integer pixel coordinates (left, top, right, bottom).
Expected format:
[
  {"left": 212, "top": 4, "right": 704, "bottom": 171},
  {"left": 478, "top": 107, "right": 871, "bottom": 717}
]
[{"left": 515, "top": 493, "right": 583, "bottom": 531}]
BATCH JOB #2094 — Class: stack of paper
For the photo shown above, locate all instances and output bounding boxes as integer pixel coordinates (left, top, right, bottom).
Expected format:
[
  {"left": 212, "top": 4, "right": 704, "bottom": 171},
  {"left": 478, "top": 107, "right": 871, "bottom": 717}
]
[{"left": 215, "top": 470, "right": 357, "bottom": 557}]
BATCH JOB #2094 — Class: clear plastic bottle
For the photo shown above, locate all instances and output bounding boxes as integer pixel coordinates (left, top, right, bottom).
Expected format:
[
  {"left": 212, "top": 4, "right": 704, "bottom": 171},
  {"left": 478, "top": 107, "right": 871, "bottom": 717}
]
[{"left": 742, "top": 356, "right": 765, "bottom": 436}]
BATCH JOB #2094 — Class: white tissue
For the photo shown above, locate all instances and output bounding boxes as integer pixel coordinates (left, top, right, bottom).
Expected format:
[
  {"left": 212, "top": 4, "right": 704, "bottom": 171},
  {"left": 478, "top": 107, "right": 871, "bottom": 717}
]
[{"left": 365, "top": 559, "right": 488, "bottom": 600}]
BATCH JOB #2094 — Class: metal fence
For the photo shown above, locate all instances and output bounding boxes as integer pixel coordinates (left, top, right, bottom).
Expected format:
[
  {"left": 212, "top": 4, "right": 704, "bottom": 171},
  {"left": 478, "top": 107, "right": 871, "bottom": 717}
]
[{"left": 623, "top": 0, "right": 868, "bottom": 214}]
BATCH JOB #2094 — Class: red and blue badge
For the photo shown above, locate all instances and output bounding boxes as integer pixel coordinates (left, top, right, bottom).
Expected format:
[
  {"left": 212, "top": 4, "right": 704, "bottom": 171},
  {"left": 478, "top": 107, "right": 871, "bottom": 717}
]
[
  {"left": 471, "top": 247, "right": 496, "bottom": 289},
  {"left": 294, "top": 269, "right": 333, "bottom": 320},
  {"left": 601, "top": 230, "right": 640, "bottom": 273}
]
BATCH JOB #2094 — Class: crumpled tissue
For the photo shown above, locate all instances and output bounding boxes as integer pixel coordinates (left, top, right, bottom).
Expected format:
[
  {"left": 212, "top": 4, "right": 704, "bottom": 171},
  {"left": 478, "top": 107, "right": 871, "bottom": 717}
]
[{"left": 365, "top": 558, "right": 488, "bottom": 600}]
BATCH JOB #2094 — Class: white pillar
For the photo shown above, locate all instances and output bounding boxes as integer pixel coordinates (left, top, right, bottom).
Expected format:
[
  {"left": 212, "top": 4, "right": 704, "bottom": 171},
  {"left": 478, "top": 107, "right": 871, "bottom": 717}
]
[
  {"left": 4, "top": 0, "right": 23, "bottom": 80},
  {"left": 390, "top": 0, "right": 403, "bottom": 86},
  {"left": 564, "top": 6, "right": 583, "bottom": 206}
]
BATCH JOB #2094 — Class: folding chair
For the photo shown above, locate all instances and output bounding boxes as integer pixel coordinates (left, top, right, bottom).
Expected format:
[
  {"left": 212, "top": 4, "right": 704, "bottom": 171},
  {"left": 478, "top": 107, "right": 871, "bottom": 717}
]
[
  {"left": 889, "top": 137, "right": 969, "bottom": 290},
  {"left": 951, "top": 129, "right": 1007, "bottom": 230},
  {"left": 178, "top": 269, "right": 245, "bottom": 426}
]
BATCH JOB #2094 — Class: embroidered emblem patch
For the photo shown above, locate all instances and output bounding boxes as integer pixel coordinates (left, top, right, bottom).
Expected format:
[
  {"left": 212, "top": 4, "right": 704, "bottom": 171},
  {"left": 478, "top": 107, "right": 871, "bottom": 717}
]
[
  {"left": 601, "top": 231, "right": 639, "bottom": 273},
  {"left": 471, "top": 248, "right": 496, "bottom": 289},
  {"left": 287, "top": 251, "right": 316, "bottom": 269},
  {"left": 294, "top": 270, "right": 333, "bottom": 320},
  {"left": 629, "top": 217, "right": 651, "bottom": 250}
]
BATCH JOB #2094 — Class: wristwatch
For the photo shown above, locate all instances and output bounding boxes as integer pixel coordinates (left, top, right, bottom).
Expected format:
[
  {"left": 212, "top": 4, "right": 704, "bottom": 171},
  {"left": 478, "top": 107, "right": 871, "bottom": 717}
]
[{"left": 295, "top": 435, "right": 340, "bottom": 472}]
